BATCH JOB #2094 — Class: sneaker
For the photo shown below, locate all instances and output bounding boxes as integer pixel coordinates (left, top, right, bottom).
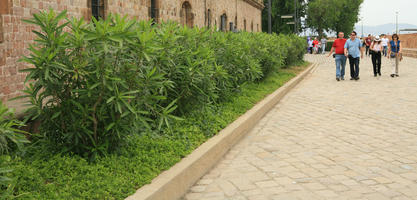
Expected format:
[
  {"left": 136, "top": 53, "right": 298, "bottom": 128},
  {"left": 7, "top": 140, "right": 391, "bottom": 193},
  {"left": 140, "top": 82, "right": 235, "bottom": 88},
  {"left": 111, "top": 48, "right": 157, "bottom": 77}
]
[
  {"left": 341, "top": 77, "right": 345, "bottom": 80},
  {"left": 378, "top": 73, "right": 381, "bottom": 76},
  {"left": 355, "top": 77, "right": 360, "bottom": 80},
  {"left": 390, "top": 74, "right": 395, "bottom": 77},
  {"left": 395, "top": 74, "right": 399, "bottom": 77},
  {"left": 336, "top": 77, "right": 340, "bottom": 81},
  {"left": 374, "top": 74, "right": 377, "bottom": 77},
  {"left": 350, "top": 77, "right": 355, "bottom": 80}
]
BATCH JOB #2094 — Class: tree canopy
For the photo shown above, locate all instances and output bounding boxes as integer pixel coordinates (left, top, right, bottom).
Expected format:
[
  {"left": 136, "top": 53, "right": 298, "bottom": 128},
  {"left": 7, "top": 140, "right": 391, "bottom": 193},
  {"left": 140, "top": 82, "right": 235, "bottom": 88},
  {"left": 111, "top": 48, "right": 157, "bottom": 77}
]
[
  {"left": 261, "top": 0, "right": 363, "bottom": 37},
  {"left": 261, "top": 0, "right": 307, "bottom": 34},
  {"left": 306, "top": 0, "right": 363, "bottom": 37}
]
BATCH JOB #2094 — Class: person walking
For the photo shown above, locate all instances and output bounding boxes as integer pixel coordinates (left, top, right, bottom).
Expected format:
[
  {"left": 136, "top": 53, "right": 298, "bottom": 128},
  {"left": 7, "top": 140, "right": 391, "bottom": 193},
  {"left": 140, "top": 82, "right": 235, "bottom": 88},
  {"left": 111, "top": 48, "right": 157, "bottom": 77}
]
[
  {"left": 313, "top": 37, "right": 319, "bottom": 54},
  {"left": 321, "top": 37, "right": 327, "bottom": 54},
  {"left": 308, "top": 38, "right": 313, "bottom": 54},
  {"left": 344, "top": 31, "right": 363, "bottom": 81},
  {"left": 387, "top": 34, "right": 402, "bottom": 77},
  {"left": 327, "top": 32, "right": 347, "bottom": 81},
  {"left": 381, "top": 34, "right": 389, "bottom": 56},
  {"left": 371, "top": 36, "right": 383, "bottom": 76},
  {"left": 365, "top": 34, "right": 372, "bottom": 57}
]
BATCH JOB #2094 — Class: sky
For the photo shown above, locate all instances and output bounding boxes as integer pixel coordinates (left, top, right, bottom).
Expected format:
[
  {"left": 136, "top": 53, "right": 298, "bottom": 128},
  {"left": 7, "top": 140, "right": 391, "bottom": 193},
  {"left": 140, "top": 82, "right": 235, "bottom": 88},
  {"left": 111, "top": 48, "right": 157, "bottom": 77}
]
[{"left": 356, "top": 0, "right": 417, "bottom": 26}]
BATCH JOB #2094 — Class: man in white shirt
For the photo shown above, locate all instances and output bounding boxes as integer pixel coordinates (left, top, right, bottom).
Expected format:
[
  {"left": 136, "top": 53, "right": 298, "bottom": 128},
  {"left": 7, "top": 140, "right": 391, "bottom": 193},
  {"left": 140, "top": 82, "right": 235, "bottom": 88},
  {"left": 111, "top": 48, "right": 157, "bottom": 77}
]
[{"left": 381, "top": 35, "right": 389, "bottom": 56}]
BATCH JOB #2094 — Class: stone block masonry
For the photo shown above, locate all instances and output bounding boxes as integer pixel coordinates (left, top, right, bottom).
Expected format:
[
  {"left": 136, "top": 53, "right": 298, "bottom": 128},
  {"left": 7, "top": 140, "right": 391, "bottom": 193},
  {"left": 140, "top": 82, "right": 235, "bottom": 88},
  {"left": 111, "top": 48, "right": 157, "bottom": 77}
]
[{"left": 0, "top": 0, "right": 264, "bottom": 109}]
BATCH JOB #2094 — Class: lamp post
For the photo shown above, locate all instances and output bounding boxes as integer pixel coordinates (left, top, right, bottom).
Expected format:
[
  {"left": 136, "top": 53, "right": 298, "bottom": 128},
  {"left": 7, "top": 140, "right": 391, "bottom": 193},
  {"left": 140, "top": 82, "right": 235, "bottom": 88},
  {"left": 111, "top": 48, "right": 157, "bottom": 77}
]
[
  {"left": 294, "top": 0, "right": 297, "bottom": 33},
  {"left": 396, "top": 11, "right": 399, "bottom": 34},
  {"left": 268, "top": 0, "right": 272, "bottom": 34}
]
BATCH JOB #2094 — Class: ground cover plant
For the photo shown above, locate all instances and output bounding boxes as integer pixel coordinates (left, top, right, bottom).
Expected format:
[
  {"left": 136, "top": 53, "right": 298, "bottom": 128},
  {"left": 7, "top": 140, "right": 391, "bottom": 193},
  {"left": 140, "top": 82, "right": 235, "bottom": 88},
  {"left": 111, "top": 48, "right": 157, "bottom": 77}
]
[{"left": 4, "top": 10, "right": 306, "bottom": 199}]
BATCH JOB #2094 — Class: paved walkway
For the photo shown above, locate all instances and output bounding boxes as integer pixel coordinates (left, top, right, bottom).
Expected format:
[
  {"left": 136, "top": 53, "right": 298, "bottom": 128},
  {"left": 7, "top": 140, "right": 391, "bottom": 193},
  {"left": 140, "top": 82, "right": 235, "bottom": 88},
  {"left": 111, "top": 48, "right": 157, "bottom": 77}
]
[{"left": 183, "top": 54, "right": 417, "bottom": 200}]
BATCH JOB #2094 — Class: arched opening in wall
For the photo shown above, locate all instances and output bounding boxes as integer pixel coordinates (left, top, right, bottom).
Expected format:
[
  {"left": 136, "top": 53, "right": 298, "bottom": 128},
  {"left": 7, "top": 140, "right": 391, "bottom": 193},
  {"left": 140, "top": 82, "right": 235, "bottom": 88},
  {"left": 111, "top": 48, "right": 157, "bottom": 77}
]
[
  {"left": 90, "top": 0, "right": 107, "bottom": 20},
  {"left": 207, "top": 9, "right": 212, "bottom": 28},
  {"left": 257, "top": 24, "right": 259, "bottom": 32},
  {"left": 243, "top": 19, "right": 247, "bottom": 31},
  {"left": 180, "top": 1, "right": 193, "bottom": 27},
  {"left": 251, "top": 21, "right": 253, "bottom": 32},
  {"left": 220, "top": 13, "right": 227, "bottom": 31},
  {"left": 150, "top": 0, "right": 159, "bottom": 23}
]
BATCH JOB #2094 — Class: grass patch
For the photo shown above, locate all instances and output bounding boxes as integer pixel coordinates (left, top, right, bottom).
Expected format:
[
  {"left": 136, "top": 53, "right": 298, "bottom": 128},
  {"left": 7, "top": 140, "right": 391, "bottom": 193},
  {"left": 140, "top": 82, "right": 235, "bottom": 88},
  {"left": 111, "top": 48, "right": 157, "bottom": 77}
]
[{"left": 7, "top": 61, "right": 309, "bottom": 199}]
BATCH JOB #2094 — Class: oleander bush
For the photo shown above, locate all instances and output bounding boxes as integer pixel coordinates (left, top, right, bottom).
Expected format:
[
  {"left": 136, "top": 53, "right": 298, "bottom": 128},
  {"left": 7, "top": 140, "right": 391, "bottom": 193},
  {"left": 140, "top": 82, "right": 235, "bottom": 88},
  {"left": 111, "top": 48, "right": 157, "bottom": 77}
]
[{"left": 19, "top": 10, "right": 305, "bottom": 157}]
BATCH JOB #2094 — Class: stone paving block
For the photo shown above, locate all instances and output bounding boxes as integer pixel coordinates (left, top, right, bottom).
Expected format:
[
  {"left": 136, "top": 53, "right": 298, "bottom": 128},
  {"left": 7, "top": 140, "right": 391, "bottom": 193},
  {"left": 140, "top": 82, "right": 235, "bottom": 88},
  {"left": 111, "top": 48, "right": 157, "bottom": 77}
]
[
  {"left": 314, "top": 189, "right": 338, "bottom": 198},
  {"left": 254, "top": 180, "right": 278, "bottom": 188},
  {"left": 217, "top": 180, "right": 238, "bottom": 197},
  {"left": 229, "top": 178, "right": 257, "bottom": 191},
  {"left": 183, "top": 55, "right": 417, "bottom": 199}
]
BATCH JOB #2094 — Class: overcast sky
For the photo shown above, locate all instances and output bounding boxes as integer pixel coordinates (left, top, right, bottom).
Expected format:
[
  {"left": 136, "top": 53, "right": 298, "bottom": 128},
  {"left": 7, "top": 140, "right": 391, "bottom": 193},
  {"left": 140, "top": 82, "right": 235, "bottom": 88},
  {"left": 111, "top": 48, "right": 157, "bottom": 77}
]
[{"left": 356, "top": 0, "right": 417, "bottom": 26}]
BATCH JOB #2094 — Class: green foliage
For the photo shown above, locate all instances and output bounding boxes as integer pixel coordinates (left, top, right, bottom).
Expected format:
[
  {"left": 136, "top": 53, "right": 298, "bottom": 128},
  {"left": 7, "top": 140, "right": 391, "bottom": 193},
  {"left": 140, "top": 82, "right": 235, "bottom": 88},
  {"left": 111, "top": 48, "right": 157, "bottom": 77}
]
[
  {"left": 0, "top": 101, "right": 29, "bottom": 155},
  {"left": 261, "top": 0, "right": 306, "bottom": 34},
  {"left": 326, "top": 41, "right": 334, "bottom": 51},
  {"left": 8, "top": 62, "right": 309, "bottom": 199},
  {"left": 306, "top": 0, "right": 363, "bottom": 37},
  {"left": 20, "top": 10, "right": 305, "bottom": 157},
  {"left": 0, "top": 102, "right": 29, "bottom": 198}
]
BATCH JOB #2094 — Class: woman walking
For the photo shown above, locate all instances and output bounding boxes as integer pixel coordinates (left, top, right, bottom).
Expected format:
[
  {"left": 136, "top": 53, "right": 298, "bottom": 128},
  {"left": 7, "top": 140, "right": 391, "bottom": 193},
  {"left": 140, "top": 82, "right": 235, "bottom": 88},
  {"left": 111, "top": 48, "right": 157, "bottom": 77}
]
[
  {"left": 387, "top": 34, "right": 402, "bottom": 77},
  {"left": 371, "top": 36, "right": 383, "bottom": 76}
]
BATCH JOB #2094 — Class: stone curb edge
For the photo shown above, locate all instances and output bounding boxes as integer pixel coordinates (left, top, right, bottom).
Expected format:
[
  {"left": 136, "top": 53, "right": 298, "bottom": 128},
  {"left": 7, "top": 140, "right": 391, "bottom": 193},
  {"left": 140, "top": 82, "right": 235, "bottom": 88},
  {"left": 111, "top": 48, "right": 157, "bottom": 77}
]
[{"left": 126, "top": 63, "right": 317, "bottom": 200}]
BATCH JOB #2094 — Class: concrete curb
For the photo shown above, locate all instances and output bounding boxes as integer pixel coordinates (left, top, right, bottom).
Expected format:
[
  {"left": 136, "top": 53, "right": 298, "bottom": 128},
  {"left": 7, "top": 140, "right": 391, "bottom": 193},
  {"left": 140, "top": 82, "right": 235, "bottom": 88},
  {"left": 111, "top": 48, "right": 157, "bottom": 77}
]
[{"left": 126, "top": 63, "right": 317, "bottom": 200}]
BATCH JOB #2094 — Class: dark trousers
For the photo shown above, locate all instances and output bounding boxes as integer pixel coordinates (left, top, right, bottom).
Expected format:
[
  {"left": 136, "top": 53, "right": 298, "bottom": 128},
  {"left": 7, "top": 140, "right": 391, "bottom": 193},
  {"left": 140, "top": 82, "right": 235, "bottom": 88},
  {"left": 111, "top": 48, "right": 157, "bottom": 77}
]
[
  {"left": 348, "top": 56, "right": 360, "bottom": 78},
  {"left": 365, "top": 46, "right": 370, "bottom": 56},
  {"left": 371, "top": 51, "right": 381, "bottom": 75}
]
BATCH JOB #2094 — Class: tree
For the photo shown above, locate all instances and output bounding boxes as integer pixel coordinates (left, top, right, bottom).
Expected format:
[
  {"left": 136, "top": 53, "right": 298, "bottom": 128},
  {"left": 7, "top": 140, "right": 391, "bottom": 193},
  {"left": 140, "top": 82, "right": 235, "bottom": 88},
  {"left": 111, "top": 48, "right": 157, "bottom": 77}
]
[
  {"left": 262, "top": 0, "right": 307, "bottom": 34},
  {"left": 306, "top": 0, "right": 363, "bottom": 37},
  {"left": 332, "top": 0, "right": 363, "bottom": 35}
]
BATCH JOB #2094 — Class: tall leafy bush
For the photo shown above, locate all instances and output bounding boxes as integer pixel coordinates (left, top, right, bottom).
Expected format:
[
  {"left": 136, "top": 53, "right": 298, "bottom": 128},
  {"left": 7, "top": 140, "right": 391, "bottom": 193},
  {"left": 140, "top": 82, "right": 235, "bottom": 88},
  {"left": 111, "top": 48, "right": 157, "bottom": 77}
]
[{"left": 20, "top": 10, "right": 305, "bottom": 157}]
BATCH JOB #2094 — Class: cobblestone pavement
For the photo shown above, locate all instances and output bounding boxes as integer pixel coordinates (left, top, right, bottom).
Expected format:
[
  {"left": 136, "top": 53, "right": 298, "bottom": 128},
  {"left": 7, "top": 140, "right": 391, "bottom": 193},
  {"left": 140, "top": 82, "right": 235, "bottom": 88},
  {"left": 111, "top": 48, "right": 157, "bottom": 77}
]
[{"left": 183, "top": 54, "right": 417, "bottom": 200}]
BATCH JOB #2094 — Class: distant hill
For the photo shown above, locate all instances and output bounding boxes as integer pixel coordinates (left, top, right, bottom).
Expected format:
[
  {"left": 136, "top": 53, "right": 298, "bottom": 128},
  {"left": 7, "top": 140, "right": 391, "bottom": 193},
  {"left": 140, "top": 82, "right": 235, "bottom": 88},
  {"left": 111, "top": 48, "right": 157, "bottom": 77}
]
[{"left": 354, "top": 23, "right": 417, "bottom": 36}]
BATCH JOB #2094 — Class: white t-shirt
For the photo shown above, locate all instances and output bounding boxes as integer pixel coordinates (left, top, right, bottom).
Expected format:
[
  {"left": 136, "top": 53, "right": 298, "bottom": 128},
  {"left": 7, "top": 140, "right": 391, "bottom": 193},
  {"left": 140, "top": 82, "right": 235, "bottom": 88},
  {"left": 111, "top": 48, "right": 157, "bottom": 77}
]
[
  {"left": 381, "top": 38, "right": 389, "bottom": 46},
  {"left": 373, "top": 43, "right": 382, "bottom": 51}
]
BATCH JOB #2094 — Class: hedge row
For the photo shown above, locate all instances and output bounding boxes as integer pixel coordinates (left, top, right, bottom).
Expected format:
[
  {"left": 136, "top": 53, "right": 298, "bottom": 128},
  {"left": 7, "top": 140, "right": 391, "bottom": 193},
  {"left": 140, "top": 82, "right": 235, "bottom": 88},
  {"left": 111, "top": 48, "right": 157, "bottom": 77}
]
[{"left": 20, "top": 10, "right": 305, "bottom": 157}]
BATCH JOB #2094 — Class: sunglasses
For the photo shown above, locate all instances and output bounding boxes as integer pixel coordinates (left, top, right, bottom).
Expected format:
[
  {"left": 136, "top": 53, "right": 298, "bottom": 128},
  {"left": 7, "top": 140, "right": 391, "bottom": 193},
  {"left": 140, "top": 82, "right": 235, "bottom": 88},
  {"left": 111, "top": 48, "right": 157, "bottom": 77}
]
[{"left": 350, "top": 34, "right": 356, "bottom": 36}]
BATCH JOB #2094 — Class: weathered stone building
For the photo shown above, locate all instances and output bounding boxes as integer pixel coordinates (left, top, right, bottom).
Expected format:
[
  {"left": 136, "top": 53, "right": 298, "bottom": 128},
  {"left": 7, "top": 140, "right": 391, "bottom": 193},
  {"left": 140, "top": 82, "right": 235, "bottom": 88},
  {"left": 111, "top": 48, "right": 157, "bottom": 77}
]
[{"left": 0, "top": 0, "right": 264, "bottom": 107}]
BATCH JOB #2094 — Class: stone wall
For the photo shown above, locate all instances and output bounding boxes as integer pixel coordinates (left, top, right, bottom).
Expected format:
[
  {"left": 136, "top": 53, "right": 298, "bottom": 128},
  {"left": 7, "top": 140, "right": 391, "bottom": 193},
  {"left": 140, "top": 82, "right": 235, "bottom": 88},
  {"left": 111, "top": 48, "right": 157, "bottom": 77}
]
[
  {"left": 0, "top": 0, "right": 263, "bottom": 107},
  {"left": 398, "top": 33, "right": 417, "bottom": 49},
  {"left": 386, "top": 33, "right": 417, "bottom": 49}
]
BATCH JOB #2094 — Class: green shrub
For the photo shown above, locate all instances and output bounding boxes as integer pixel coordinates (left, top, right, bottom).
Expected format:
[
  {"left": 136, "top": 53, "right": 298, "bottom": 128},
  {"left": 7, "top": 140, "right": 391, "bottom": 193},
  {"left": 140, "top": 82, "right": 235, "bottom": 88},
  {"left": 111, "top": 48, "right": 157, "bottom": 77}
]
[
  {"left": 8, "top": 62, "right": 308, "bottom": 199},
  {"left": 20, "top": 10, "right": 305, "bottom": 157},
  {"left": 0, "top": 101, "right": 29, "bottom": 155},
  {"left": 326, "top": 41, "right": 334, "bottom": 51},
  {"left": 0, "top": 101, "right": 29, "bottom": 198}
]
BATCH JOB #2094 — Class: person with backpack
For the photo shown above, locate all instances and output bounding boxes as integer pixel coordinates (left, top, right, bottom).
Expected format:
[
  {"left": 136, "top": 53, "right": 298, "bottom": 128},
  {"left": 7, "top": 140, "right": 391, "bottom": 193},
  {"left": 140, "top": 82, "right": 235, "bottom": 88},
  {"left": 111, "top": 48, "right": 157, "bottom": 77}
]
[
  {"left": 344, "top": 31, "right": 363, "bottom": 81},
  {"left": 371, "top": 36, "right": 383, "bottom": 77},
  {"left": 387, "top": 34, "right": 402, "bottom": 77}
]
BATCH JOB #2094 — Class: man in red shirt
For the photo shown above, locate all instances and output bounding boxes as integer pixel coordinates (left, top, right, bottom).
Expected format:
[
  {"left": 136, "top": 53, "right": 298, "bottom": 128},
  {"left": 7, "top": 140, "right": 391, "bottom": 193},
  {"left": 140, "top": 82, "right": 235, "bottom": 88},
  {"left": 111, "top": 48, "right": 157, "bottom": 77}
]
[
  {"left": 313, "top": 37, "right": 319, "bottom": 54},
  {"left": 328, "top": 32, "right": 347, "bottom": 81},
  {"left": 365, "top": 34, "right": 372, "bottom": 57}
]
